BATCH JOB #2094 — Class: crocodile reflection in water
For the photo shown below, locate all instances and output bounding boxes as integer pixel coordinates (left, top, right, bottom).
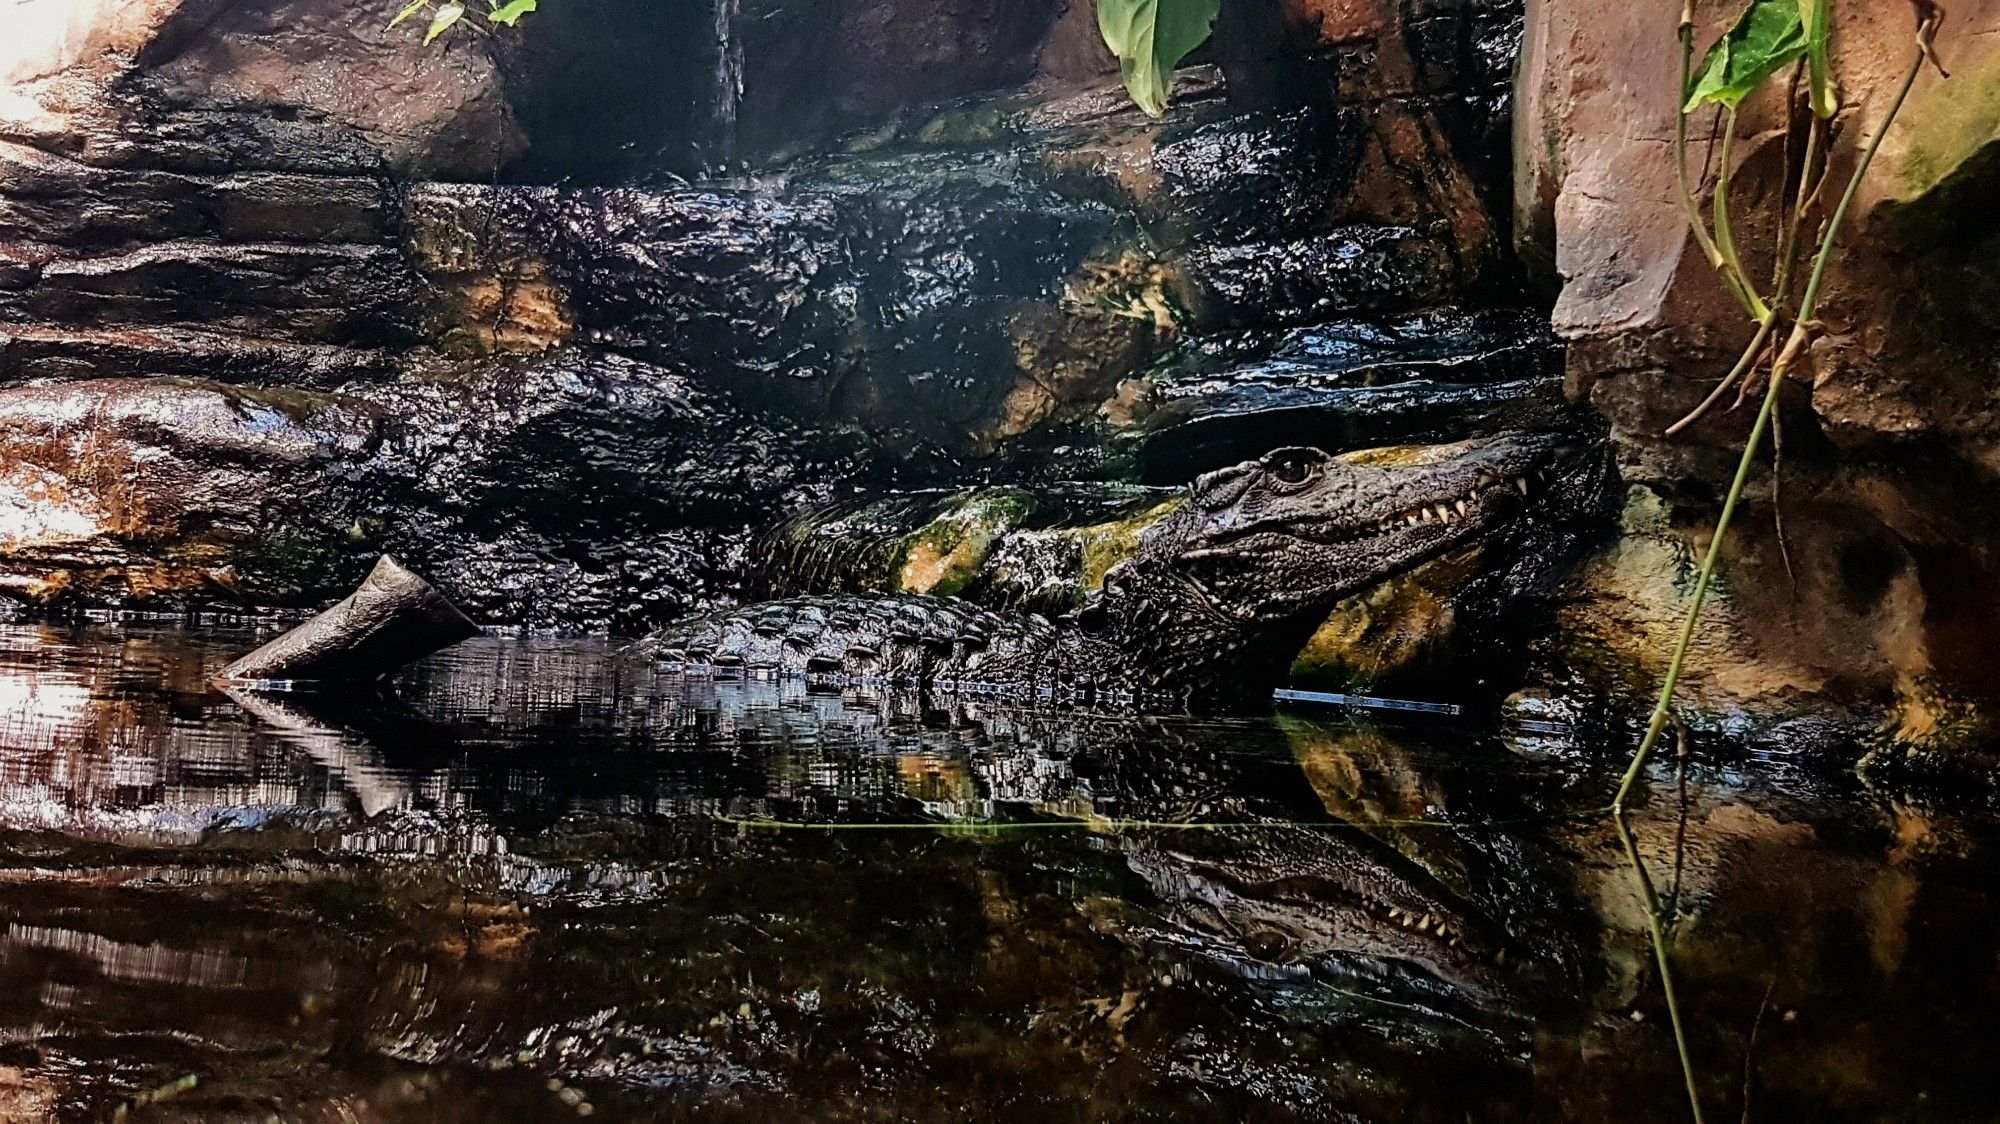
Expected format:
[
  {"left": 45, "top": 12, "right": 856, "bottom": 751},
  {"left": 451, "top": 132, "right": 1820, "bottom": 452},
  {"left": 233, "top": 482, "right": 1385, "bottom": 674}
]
[
  {"left": 269, "top": 667, "right": 1568, "bottom": 1021},
  {"left": 0, "top": 627, "right": 1595, "bottom": 1115},
  {"left": 0, "top": 627, "right": 1562, "bottom": 1016},
  {"left": 1096, "top": 723, "right": 1581, "bottom": 1023},
  {"left": 638, "top": 434, "right": 1571, "bottom": 708}
]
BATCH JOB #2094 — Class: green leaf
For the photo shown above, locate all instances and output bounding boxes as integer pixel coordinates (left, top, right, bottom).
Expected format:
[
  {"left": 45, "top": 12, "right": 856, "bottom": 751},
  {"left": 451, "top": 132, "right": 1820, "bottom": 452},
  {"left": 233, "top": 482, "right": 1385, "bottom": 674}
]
[
  {"left": 1797, "top": 0, "right": 1836, "bottom": 118},
  {"left": 424, "top": 1, "right": 465, "bottom": 43},
  {"left": 485, "top": 0, "right": 536, "bottom": 26},
  {"left": 388, "top": 0, "right": 430, "bottom": 29},
  {"left": 1683, "top": 0, "right": 1808, "bottom": 113},
  {"left": 1097, "top": 0, "right": 1221, "bottom": 118}
]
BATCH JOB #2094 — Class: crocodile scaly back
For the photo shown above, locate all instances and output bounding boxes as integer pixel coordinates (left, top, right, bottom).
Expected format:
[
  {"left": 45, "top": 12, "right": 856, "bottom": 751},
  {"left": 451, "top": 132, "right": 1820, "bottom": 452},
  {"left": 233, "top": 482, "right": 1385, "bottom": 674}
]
[{"left": 633, "top": 595, "right": 1139, "bottom": 703}]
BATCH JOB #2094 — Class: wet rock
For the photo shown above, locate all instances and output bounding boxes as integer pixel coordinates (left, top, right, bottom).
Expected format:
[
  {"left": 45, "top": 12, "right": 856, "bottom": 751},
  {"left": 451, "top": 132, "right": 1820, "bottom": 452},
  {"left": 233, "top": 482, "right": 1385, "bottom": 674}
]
[
  {"left": 129, "top": 0, "right": 524, "bottom": 179},
  {"left": 896, "top": 76, "right": 1498, "bottom": 305},
  {"left": 4, "top": 0, "right": 519, "bottom": 178},
  {"left": 0, "top": 0, "right": 505, "bottom": 387},
  {"left": 1525, "top": 472, "right": 2000, "bottom": 762},
  {"left": 0, "top": 377, "right": 386, "bottom": 605},
  {"left": 1517, "top": 0, "right": 2000, "bottom": 479},
  {"left": 406, "top": 70, "right": 1512, "bottom": 458},
  {"left": 2, "top": 241, "right": 419, "bottom": 346},
  {"left": 219, "top": 554, "right": 479, "bottom": 683},
  {"left": 0, "top": 139, "right": 397, "bottom": 248},
  {"left": 0, "top": 323, "right": 400, "bottom": 388},
  {"left": 1184, "top": 225, "right": 1459, "bottom": 328},
  {"left": 403, "top": 172, "right": 1155, "bottom": 450},
  {"left": 1292, "top": 0, "right": 1522, "bottom": 172},
  {"left": 0, "top": 346, "right": 960, "bottom": 626},
  {"left": 498, "top": 0, "right": 1071, "bottom": 180},
  {"left": 354, "top": 347, "right": 960, "bottom": 630},
  {"left": 1108, "top": 308, "right": 1566, "bottom": 482},
  {"left": 0, "top": 126, "right": 426, "bottom": 380},
  {"left": 727, "top": 0, "right": 1069, "bottom": 165}
]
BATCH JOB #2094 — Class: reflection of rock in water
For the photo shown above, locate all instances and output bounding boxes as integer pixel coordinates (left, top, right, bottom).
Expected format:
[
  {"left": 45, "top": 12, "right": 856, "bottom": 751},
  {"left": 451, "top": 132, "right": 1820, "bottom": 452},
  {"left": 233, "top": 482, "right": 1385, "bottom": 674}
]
[
  {"left": 0, "top": 626, "right": 1563, "bottom": 1118},
  {"left": 221, "top": 686, "right": 416, "bottom": 818}
]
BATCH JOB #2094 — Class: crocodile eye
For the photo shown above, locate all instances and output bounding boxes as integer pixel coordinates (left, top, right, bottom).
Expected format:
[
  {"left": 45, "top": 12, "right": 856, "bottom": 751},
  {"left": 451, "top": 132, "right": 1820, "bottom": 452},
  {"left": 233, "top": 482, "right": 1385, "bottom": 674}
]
[{"left": 1265, "top": 449, "right": 1324, "bottom": 490}]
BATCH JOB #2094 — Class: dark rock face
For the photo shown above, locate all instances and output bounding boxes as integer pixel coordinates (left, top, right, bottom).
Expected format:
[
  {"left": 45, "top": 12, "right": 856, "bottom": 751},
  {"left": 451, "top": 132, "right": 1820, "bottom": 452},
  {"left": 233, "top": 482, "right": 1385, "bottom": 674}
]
[
  {"left": 358, "top": 349, "right": 955, "bottom": 630},
  {"left": 496, "top": 0, "right": 1072, "bottom": 181},
  {"left": 403, "top": 166, "right": 1143, "bottom": 448},
  {"left": 1509, "top": 0, "right": 2000, "bottom": 759},
  {"left": 1122, "top": 308, "right": 1565, "bottom": 481},
  {"left": 0, "top": 353, "right": 954, "bottom": 626},
  {"left": 130, "top": 0, "right": 526, "bottom": 179},
  {"left": 405, "top": 67, "right": 1548, "bottom": 459},
  {"left": 8, "top": 240, "right": 417, "bottom": 344},
  {"left": 729, "top": 0, "right": 1071, "bottom": 165}
]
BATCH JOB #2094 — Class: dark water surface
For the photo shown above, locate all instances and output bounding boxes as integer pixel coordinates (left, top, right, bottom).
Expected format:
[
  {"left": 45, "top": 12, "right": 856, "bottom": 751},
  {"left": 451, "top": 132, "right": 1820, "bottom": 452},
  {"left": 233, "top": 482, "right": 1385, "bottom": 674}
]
[{"left": 0, "top": 623, "right": 1994, "bottom": 1121}]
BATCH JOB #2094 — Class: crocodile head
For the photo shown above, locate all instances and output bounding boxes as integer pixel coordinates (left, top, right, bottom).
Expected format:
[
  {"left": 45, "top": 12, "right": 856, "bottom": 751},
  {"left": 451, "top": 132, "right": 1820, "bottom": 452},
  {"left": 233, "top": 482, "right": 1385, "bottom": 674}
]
[
  {"left": 1090, "top": 433, "right": 1567, "bottom": 695},
  {"left": 1119, "top": 825, "right": 1528, "bottom": 1012}
]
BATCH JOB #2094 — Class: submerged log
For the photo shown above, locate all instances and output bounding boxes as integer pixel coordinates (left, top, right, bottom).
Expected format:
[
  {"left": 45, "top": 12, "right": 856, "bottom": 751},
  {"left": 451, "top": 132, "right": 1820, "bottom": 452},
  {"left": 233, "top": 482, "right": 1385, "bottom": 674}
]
[{"left": 219, "top": 556, "right": 480, "bottom": 683}]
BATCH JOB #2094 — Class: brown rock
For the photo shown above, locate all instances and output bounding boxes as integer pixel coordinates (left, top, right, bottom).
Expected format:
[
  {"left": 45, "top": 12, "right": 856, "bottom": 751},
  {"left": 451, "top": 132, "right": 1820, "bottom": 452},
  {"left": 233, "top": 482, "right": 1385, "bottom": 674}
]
[
  {"left": 1515, "top": 0, "right": 2000, "bottom": 756},
  {"left": 1517, "top": 0, "right": 2000, "bottom": 474},
  {"left": 3, "top": 0, "right": 521, "bottom": 178},
  {"left": 1036, "top": 0, "right": 1119, "bottom": 84},
  {"left": 0, "top": 377, "right": 385, "bottom": 606}
]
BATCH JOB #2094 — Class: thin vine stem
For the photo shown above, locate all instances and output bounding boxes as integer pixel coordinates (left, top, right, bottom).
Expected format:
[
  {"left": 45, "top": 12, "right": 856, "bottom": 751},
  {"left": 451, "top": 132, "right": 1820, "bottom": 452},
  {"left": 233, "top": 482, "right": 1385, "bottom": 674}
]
[
  {"left": 1711, "top": 108, "right": 1771, "bottom": 322},
  {"left": 1617, "top": 811, "right": 1706, "bottom": 1124},
  {"left": 1665, "top": 313, "right": 1777, "bottom": 437},
  {"left": 1613, "top": 27, "right": 1938, "bottom": 815},
  {"left": 1673, "top": 12, "right": 1762, "bottom": 322},
  {"left": 1771, "top": 110, "right": 1827, "bottom": 301}
]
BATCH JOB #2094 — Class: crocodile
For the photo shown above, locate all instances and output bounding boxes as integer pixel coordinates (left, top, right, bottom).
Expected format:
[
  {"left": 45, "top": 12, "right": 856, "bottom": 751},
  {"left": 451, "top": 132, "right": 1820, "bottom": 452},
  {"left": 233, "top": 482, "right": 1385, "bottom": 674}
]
[{"left": 636, "top": 433, "right": 1565, "bottom": 708}]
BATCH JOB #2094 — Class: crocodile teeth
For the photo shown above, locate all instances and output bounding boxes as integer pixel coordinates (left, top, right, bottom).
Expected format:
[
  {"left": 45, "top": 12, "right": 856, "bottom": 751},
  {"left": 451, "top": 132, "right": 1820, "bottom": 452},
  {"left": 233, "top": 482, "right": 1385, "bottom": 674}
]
[
  {"left": 1433, "top": 505, "right": 1452, "bottom": 523},
  {"left": 1407, "top": 513, "right": 1421, "bottom": 527},
  {"left": 1455, "top": 499, "right": 1471, "bottom": 516},
  {"left": 1516, "top": 477, "right": 1531, "bottom": 495}
]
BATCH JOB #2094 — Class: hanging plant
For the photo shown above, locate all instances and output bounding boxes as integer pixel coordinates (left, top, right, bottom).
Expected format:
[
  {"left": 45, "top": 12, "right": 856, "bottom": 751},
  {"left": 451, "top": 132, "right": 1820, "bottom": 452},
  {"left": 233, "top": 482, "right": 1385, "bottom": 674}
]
[
  {"left": 389, "top": 0, "right": 536, "bottom": 42},
  {"left": 1096, "top": 0, "right": 1220, "bottom": 117}
]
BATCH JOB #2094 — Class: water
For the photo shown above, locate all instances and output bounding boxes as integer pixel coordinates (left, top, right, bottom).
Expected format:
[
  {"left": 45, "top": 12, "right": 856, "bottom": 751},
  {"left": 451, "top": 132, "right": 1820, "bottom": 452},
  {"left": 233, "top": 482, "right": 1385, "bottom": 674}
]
[
  {"left": 0, "top": 624, "right": 1995, "bottom": 1121},
  {"left": 709, "top": 0, "right": 744, "bottom": 167}
]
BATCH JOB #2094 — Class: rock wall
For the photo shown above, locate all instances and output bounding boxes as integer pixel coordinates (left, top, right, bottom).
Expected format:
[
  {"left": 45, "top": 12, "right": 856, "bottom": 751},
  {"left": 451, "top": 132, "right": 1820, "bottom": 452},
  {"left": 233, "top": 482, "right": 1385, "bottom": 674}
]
[
  {"left": 1516, "top": 0, "right": 2000, "bottom": 766},
  {"left": 0, "top": 0, "right": 1547, "bottom": 635}
]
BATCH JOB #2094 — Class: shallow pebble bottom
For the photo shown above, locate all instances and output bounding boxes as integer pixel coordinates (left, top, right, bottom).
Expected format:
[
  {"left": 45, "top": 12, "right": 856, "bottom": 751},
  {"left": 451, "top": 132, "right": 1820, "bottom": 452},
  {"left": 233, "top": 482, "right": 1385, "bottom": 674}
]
[{"left": 0, "top": 622, "right": 1994, "bottom": 1121}]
